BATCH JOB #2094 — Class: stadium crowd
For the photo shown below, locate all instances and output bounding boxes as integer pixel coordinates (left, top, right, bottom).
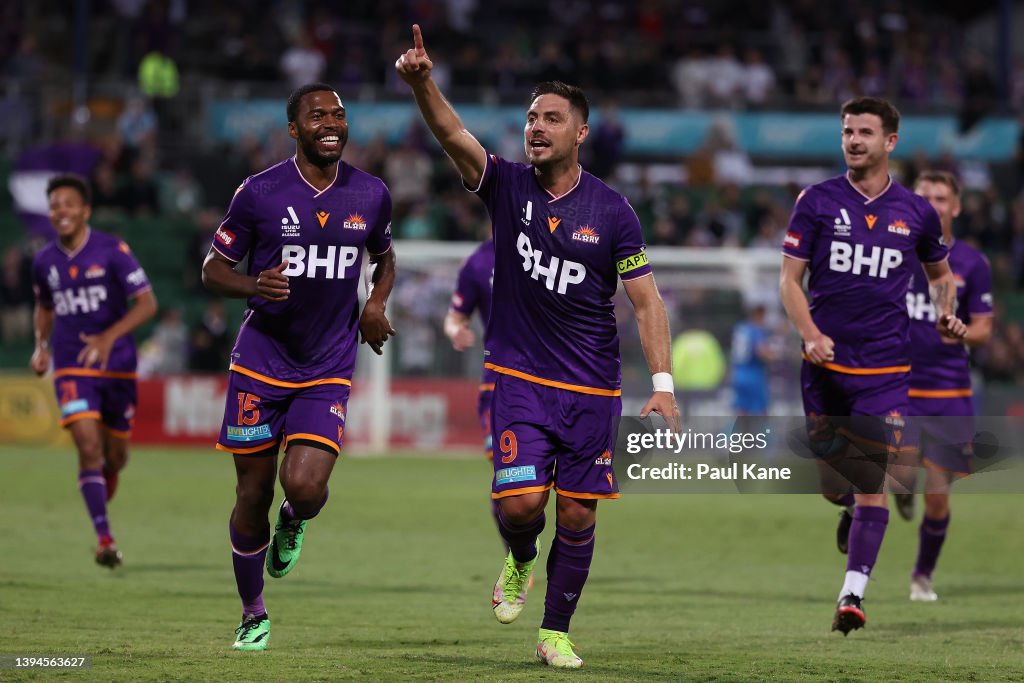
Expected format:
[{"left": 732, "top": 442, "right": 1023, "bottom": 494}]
[{"left": 1, "top": 0, "right": 1022, "bottom": 388}]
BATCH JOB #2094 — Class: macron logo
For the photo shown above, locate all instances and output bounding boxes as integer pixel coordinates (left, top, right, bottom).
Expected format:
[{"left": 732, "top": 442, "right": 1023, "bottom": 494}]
[
  {"left": 215, "top": 226, "right": 235, "bottom": 247},
  {"left": 563, "top": 592, "right": 578, "bottom": 602}
]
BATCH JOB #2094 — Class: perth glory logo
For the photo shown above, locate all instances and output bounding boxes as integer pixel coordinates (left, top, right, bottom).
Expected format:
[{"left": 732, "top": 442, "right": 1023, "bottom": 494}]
[
  {"left": 572, "top": 225, "right": 600, "bottom": 244},
  {"left": 343, "top": 213, "right": 367, "bottom": 230}
]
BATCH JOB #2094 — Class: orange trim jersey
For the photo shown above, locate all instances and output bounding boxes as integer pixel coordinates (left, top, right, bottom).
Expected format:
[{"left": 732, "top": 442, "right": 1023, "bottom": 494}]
[
  {"left": 906, "top": 240, "right": 992, "bottom": 394},
  {"left": 783, "top": 175, "right": 947, "bottom": 374},
  {"left": 215, "top": 157, "right": 392, "bottom": 385},
  {"left": 469, "top": 153, "right": 651, "bottom": 395}
]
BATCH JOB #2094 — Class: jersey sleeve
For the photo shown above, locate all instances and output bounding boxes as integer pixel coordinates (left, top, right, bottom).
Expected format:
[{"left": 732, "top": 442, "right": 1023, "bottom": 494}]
[
  {"left": 613, "top": 196, "right": 653, "bottom": 281},
  {"left": 965, "top": 254, "right": 994, "bottom": 316},
  {"left": 450, "top": 256, "right": 480, "bottom": 315},
  {"left": 212, "top": 179, "right": 256, "bottom": 263},
  {"left": 111, "top": 241, "right": 152, "bottom": 297},
  {"left": 30, "top": 255, "right": 53, "bottom": 309},
  {"left": 365, "top": 182, "right": 393, "bottom": 256},
  {"left": 782, "top": 187, "right": 817, "bottom": 260},
  {"left": 466, "top": 153, "right": 501, "bottom": 211},
  {"left": 916, "top": 202, "right": 948, "bottom": 264}
]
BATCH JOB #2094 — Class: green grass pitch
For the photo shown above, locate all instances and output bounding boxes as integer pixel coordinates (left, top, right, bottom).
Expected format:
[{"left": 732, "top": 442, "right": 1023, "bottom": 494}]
[{"left": 1, "top": 445, "right": 1022, "bottom": 681}]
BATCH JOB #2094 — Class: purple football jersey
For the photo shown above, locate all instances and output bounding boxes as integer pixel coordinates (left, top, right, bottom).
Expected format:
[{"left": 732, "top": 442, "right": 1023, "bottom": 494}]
[
  {"left": 451, "top": 239, "right": 496, "bottom": 385},
  {"left": 32, "top": 229, "right": 151, "bottom": 375},
  {"left": 907, "top": 240, "right": 992, "bottom": 393},
  {"left": 783, "top": 175, "right": 947, "bottom": 372},
  {"left": 469, "top": 154, "right": 651, "bottom": 394},
  {"left": 213, "top": 157, "right": 392, "bottom": 384}
]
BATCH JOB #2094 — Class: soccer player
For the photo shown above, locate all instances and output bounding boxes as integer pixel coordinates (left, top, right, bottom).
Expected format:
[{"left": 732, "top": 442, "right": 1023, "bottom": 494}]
[
  {"left": 903, "top": 170, "right": 992, "bottom": 601},
  {"left": 201, "top": 83, "right": 396, "bottom": 651},
  {"left": 444, "top": 238, "right": 496, "bottom": 458},
  {"left": 397, "top": 26, "right": 679, "bottom": 668},
  {"left": 30, "top": 174, "right": 157, "bottom": 569},
  {"left": 445, "top": 239, "right": 511, "bottom": 544},
  {"left": 778, "top": 97, "right": 966, "bottom": 635},
  {"left": 730, "top": 303, "right": 775, "bottom": 416}
]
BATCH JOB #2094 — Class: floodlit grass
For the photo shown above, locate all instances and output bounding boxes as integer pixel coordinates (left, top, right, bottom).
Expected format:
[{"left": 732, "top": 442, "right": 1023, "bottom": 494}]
[{"left": 1, "top": 446, "right": 1022, "bottom": 681}]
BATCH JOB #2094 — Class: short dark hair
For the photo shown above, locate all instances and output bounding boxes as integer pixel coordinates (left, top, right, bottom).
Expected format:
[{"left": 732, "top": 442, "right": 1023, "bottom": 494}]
[
  {"left": 840, "top": 96, "right": 900, "bottom": 134},
  {"left": 914, "top": 170, "right": 961, "bottom": 197},
  {"left": 529, "top": 81, "right": 589, "bottom": 124},
  {"left": 46, "top": 173, "right": 91, "bottom": 205},
  {"left": 287, "top": 83, "right": 338, "bottom": 122}
]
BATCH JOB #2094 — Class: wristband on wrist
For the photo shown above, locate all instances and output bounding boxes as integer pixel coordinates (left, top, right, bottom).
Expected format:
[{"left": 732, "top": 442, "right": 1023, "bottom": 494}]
[{"left": 652, "top": 372, "right": 674, "bottom": 393}]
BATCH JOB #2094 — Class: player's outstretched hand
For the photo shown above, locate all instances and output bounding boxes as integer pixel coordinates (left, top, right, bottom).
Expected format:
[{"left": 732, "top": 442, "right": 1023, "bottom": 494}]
[
  {"left": 255, "top": 261, "right": 289, "bottom": 302},
  {"left": 803, "top": 332, "right": 835, "bottom": 364},
  {"left": 359, "top": 301, "right": 397, "bottom": 355},
  {"left": 640, "top": 391, "right": 682, "bottom": 434},
  {"left": 395, "top": 24, "right": 433, "bottom": 86},
  {"left": 937, "top": 313, "right": 967, "bottom": 340},
  {"left": 78, "top": 331, "right": 114, "bottom": 370},
  {"left": 29, "top": 345, "right": 50, "bottom": 376}
]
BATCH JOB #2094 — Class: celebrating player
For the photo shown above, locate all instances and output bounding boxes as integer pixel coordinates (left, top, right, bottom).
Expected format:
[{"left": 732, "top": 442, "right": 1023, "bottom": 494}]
[
  {"left": 202, "top": 84, "right": 396, "bottom": 651},
  {"left": 397, "top": 25, "right": 679, "bottom": 668},
  {"left": 778, "top": 97, "right": 966, "bottom": 635},
  {"left": 901, "top": 170, "right": 992, "bottom": 601},
  {"left": 30, "top": 174, "right": 157, "bottom": 569}
]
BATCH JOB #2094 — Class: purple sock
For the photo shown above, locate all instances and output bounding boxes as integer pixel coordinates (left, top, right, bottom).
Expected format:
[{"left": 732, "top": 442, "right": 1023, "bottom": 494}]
[
  {"left": 541, "top": 524, "right": 595, "bottom": 633},
  {"left": 497, "top": 507, "right": 545, "bottom": 563},
  {"left": 914, "top": 513, "right": 950, "bottom": 578},
  {"left": 78, "top": 469, "right": 111, "bottom": 541},
  {"left": 230, "top": 521, "right": 269, "bottom": 617},
  {"left": 283, "top": 487, "right": 329, "bottom": 522},
  {"left": 846, "top": 505, "right": 889, "bottom": 575},
  {"left": 491, "top": 498, "right": 509, "bottom": 553}
]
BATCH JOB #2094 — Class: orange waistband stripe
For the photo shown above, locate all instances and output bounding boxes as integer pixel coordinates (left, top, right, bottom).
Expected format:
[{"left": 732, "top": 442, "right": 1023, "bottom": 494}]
[
  {"left": 908, "top": 388, "right": 973, "bottom": 398},
  {"left": 803, "top": 355, "right": 910, "bottom": 375},
  {"left": 485, "top": 363, "right": 621, "bottom": 397},
  {"left": 54, "top": 368, "right": 137, "bottom": 380},
  {"left": 230, "top": 364, "right": 352, "bottom": 389}
]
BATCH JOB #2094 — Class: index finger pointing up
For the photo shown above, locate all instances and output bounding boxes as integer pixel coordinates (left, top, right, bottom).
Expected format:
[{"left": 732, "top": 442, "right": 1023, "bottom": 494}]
[{"left": 412, "top": 24, "right": 424, "bottom": 52}]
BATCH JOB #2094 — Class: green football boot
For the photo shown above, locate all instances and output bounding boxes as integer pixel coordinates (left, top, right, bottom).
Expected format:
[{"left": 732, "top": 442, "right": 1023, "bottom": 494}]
[{"left": 266, "top": 502, "right": 307, "bottom": 578}]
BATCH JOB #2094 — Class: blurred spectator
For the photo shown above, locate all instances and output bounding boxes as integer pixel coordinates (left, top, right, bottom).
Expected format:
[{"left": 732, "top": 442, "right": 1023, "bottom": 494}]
[
  {"left": 0, "top": 246, "right": 33, "bottom": 344},
  {"left": 384, "top": 138, "right": 433, "bottom": 227},
  {"left": 585, "top": 99, "right": 626, "bottom": 180},
  {"left": 138, "top": 308, "right": 187, "bottom": 376},
  {"left": 960, "top": 52, "right": 998, "bottom": 134},
  {"left": 188, "top": 299, "right": 230, "bottom": 372},
  {"left": 116, "top": 96, "right": 158, "bottom": 153},
  {"left": 159, "top": 166, "right": 203, "bottom": 217},
  {"left": 705, "top": 44, "right": 743, "bottom": 108},
  {"left": 741, "top": 48, "right": 775, "bottom": 107},
  {"left": 279, "top": 29, "right": 326, "bottom": 89}
]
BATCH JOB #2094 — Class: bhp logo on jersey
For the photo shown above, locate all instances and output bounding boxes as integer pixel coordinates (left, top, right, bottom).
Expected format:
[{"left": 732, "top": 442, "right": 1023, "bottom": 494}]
[
  {"left": 53, "top": 285, "right": 107, "bottom": 315},
  {"left": 281, "top": 245, "right": 360, "bottom": 279},
  {"left": 215, "top": 226, "right": 235, "bottom": 247},
  {"left": 516, "top": 232, "right": 586, "bottom": 294},
  {"left": 829, "top": 242, "right": 902, "bottom": 278},
  {"left": 906, "top": 291, "right": 936, "bottom": 322}
]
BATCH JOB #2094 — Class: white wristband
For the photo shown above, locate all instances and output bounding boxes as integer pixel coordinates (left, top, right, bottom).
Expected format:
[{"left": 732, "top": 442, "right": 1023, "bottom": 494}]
[{"left": 652, "top": 372, "right": 674, "bottom": 393}]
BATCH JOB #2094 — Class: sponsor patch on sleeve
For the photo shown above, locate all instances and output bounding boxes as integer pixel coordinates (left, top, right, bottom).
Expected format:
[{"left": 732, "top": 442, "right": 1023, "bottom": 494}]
[
  {"left": 616, "top": 251, "right": 649, "bottom": 275},
  {"left": 784, "top": 232, "right": 801, "bottom": 248},
  {"left": 215, "top": 226, "right": 236, "bottom": 247}
]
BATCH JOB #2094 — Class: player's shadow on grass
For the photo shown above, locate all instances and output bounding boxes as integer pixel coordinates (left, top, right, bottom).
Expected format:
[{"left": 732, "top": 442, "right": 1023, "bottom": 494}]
[{"left": 123, "top": 562, "right": 221, "bottom": 573}]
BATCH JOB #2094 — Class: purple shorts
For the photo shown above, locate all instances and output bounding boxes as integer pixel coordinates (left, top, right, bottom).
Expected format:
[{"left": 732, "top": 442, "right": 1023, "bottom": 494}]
[
  {"left": 216, "top": 371, "right": 350, "bottom": 457},
  {"left": 490, "top": 374, "right": 621, "bottom": 500},
  {"left": 801, "top": 361, "right": 908, "bottom": 461},
  {"left": 905, "top": 395, "right": 974, "bottom": 474},
  {"left": 54, "top": 374, "right": 137, "bottom": 436}
]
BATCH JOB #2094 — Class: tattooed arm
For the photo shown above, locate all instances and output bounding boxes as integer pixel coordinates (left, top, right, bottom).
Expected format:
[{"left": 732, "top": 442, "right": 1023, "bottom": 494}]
[{"left": 923, "top": 260, "right": 967, "bottom": 339}]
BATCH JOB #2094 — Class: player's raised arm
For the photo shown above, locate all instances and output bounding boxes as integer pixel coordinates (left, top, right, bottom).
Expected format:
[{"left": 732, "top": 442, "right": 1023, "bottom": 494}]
[{"left": 395, "top": 24, "right": 486, "bottom": 187}]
